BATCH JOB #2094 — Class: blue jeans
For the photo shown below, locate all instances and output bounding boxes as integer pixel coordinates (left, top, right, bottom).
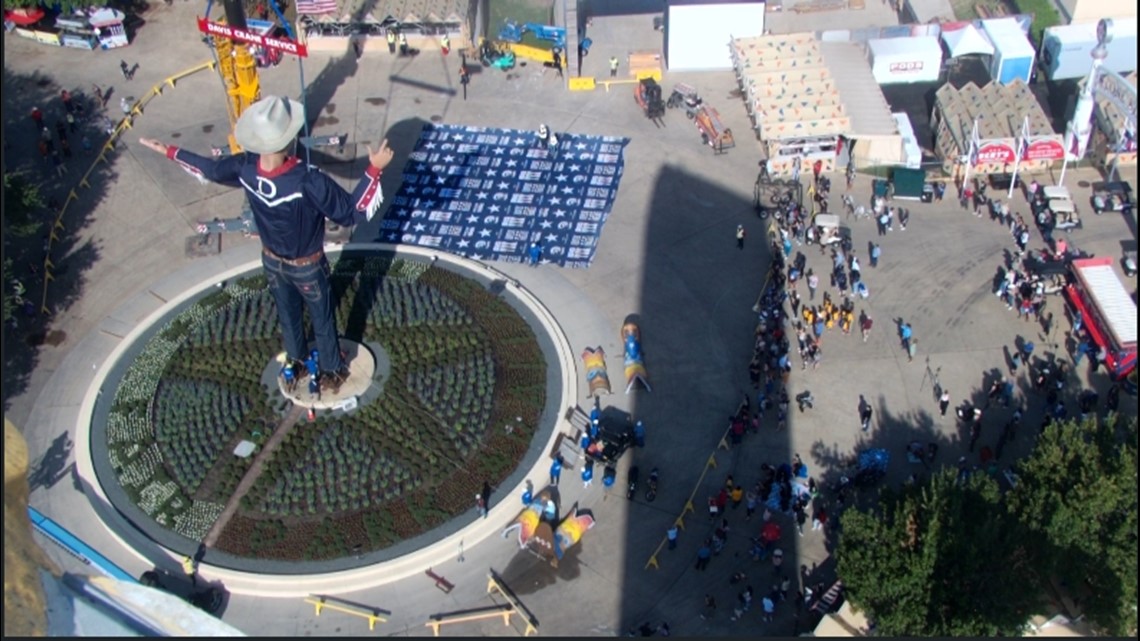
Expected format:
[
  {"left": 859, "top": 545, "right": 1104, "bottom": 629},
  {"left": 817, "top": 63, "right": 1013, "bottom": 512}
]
[{"left": 262, "top": 253, "right": 344, "bottom": 373}]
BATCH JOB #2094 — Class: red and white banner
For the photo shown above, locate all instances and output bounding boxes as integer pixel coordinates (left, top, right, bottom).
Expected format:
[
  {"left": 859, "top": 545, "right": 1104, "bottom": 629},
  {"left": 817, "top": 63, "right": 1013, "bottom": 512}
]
[
  {"left": 197, "top": 17, "right": 308, "bottom": 58},
  {"left": 975, "top": 142, "right": 1016, "bottom": 165},
  {"left": 1025, "top": 139, "right": 1064, "bottom": 161}
]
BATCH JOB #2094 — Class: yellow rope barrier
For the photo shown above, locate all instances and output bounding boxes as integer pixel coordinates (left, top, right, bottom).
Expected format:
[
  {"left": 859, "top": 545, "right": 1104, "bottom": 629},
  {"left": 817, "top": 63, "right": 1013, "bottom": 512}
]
[{"left": 38, "top": 60, "right": 216, "bottom": 315}]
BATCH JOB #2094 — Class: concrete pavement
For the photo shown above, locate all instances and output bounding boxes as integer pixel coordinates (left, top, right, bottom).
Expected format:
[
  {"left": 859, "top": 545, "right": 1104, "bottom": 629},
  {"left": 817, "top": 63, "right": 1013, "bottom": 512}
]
[{"left": 6, "top": 3, "right": 1137, "bottom": 637}]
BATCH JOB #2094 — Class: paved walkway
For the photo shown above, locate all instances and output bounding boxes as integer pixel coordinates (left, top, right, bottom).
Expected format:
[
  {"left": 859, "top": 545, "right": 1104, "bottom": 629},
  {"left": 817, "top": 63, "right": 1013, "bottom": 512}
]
[{"left": 6, "top": 4, "right": 1137, "bottom": 637}]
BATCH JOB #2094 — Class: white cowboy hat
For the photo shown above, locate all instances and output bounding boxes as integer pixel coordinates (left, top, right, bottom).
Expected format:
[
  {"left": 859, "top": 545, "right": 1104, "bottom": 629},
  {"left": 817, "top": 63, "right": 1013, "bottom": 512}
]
[{"left": 234, "top": 96, "right": 306, "bottom": 154}]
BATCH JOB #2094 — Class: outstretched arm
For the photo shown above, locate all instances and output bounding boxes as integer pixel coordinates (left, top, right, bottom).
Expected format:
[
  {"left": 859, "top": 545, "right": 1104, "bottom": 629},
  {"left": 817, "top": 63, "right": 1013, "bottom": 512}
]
[
  {"left": 139, "top": 137, "right": 245, "bottom": 185},
  {"left": 307, "top": 138, "right": 397, "bottom": 225}
]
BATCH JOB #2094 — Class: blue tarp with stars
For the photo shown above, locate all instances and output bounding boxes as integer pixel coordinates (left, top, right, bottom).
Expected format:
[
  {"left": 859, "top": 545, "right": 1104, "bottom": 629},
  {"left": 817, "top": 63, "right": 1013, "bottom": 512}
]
[{"left": 379, "top": 124, "right": 629, "bottom": 268}]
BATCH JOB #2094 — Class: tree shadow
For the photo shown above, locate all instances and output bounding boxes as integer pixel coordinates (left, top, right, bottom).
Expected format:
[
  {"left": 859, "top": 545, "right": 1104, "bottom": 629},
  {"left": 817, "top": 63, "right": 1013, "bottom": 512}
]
[{"left": 2, "top": 67, "right": 111, "bottom": 412}]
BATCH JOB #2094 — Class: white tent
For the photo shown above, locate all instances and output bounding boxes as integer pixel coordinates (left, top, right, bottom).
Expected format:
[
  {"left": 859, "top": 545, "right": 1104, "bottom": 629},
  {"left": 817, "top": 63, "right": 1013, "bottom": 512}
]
[{"left": 941, "top": 23, "right": 994, "bottom": 58}]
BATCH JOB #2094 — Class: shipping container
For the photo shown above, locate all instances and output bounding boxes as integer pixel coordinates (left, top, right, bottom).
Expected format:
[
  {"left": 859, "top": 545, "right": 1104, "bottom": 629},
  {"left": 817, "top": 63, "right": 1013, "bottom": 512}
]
[{"left": 867, "top": 36, "right": 943, "bottom": 84}]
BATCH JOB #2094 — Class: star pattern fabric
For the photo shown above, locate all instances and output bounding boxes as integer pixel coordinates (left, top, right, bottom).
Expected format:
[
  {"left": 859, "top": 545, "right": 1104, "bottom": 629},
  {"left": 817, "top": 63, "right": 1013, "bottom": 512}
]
[{"left": 380, "top": 124, "right": 628, "bottom": 268}]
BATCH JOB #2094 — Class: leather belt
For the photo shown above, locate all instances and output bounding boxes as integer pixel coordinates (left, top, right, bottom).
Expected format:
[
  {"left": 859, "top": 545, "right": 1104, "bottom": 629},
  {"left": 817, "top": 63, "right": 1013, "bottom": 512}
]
[{"left": 263, "top": 247, "right": 323, "bottom": 267}]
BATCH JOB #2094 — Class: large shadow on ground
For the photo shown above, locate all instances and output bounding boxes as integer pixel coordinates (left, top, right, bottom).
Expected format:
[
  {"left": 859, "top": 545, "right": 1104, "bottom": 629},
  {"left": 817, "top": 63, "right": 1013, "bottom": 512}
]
[
  {"left": 609, "top": 163, "right": 805, "bottom": 635},
  {"left": 2, "top": 68, "right": 110, "bottom": 413}
]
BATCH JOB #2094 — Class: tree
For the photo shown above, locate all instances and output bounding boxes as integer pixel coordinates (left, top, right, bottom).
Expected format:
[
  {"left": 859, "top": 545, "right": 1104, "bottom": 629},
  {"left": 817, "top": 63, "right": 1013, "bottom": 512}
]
[
  {"left": 4, "top": 172, "right": 45, "bottom": 239},
  {"left": 3, "top": 172, "right": 45, "bottom": 324},
  {"left": 1007, "top": 416, "right": 1139, "bottom": 636},
  {"left": 837, "top": 470, "right": 1041, "bottom": 636}
]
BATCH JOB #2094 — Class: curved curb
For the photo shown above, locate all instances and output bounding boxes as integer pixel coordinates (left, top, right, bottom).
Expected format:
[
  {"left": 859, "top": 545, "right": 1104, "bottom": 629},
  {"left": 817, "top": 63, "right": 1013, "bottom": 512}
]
[{"left": 74, "top": 242, "right": 578, "bottom": 597}]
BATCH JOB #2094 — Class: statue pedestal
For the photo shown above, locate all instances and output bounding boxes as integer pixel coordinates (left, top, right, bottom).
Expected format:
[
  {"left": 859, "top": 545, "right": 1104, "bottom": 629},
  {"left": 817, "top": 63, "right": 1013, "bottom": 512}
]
[{"left": 275, "top": 340, "right": 377, "bottom": 411}]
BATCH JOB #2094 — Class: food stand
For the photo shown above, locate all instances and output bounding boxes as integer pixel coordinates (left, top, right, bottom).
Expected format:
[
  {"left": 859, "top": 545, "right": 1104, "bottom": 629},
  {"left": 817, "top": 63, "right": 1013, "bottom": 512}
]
[
  {"left": 89, "top": 8, "right": 129, "bottom": 49},
  {"left": 933, "top": 80, "right": 1064, "bottom": 180}
]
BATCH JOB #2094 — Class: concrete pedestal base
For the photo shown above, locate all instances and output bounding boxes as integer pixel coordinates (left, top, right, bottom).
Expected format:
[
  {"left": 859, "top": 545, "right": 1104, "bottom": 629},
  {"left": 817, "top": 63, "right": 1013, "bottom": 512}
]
[{"left": 273, "top": 340, "right": 377, "bottom": 411}]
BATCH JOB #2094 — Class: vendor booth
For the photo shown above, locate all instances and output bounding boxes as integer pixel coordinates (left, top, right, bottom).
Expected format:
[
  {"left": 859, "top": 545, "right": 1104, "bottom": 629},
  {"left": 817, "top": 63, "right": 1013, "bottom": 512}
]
[
  {"left": 933, "top": 79, "right": 1063, "bottom": 180},
  {"left": 1086, "top": 71, "right": 1138, "bottom": 172},
  {"left": 732, "top": 33, "right": 902, "bottom": 176},
  {"left": 982, "top": 18, "right": 1035, "bottom": 85},
  {"left": 867, "top": 36, "right": 943, "bottom": 85},
  {"left": 940, "top": 22, "right": 994, "bottom": 59},
  {"left": 89, "top": 7, "right": 129, "bottom": 49}
]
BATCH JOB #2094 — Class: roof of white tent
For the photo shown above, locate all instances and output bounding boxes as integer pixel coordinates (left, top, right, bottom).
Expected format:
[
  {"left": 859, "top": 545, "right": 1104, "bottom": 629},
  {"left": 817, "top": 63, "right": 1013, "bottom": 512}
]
[{"left": 941, "top": 23, "right": 994, "bottom": 58}]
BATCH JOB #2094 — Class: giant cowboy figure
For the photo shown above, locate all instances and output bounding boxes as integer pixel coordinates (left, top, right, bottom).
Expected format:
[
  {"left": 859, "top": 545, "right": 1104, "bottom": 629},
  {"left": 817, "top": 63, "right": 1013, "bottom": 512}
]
[{"left": 139, "top": 96, "right": 395, "bottom": 393}]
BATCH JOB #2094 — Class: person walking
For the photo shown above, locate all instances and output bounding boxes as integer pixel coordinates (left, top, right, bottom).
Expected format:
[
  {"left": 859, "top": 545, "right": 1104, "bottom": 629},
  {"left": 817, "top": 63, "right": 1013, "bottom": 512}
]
[
  {"left": 609, "top": 55, "right": 619, "bottom": 77},
  {"left": 31, "top": 106, "right": 44, "bottom": 129},
  {"left": 528, "top": 241, "right": 543, "bottom": 265},
  {"left": 120, "top": 60, "right": 133, "bottom": 80},
  {"left": 869, "top": 242, "right": 881, "bottom": 267},
  {"left": 476, "top": 492, "right": 488, "bottom": 518},
  {"left": 398, "top": 32, "right": 409, "bottom": 55},
  {"left": 900, "top": 321, "right": 913, "bottom": 351},
  {"left": 51, "top": 150, "right": 67, "bottom": 177},
  {"left": 140, "top": 96, "right": 395, "bottom": 392},
  {"left": 633, "top": 420, "right": 646, "bottom": 447},
  {"left": 552, "top": 49, "right": 563, "bottom": 78},
  {"left": 806, "top": 269, "right": 818, "bottom": 301},
  {"left": 811, "top": 506, "right": 827, "bottom": 531},
  {"left": 550, "top": 455, "right": 562, "bottom": 485},
  {"left": 860, "top": 312, "right": 872, "bottom": 342},
  {"left": 667, "top": 524, "right": 679, "bottom": 550},
  {"left": 736, "top": 224, "right": 746, "bottom": 249},
  {"left": 440, "top": 33, "right": 450, "bottom": 55},
  {"left": 939, "top": 389, "right": 950, "bottom": 416},
  {"left": 700, "top": 594, "right": 717, "bottom": 620},
  {"left": 858, "top": 394, "right": 873, "bottom": 432},
  {"left": 582, "top": 459, "right": 594, "bottom": 487},
  {"left": 695, "top": 540, "right": 712, "bottom": 571},
  {"left": 731, "top": 484, "right": 744, "bottom": 508},
  {"left": 745, "top": 486, "right": 758, "bottom": 520}
]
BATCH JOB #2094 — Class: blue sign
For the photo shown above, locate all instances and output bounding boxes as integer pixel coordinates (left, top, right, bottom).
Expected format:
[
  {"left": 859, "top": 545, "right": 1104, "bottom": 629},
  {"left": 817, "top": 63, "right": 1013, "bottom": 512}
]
[{"left": 380, "top": 124, "right": 629, "bottom": 268}]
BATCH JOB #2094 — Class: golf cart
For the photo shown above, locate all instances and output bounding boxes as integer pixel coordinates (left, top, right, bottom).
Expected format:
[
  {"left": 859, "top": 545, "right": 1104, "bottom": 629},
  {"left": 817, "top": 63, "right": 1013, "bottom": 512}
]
[
  {"left": 813, "top": 213, "right": 845, "bottom": 247},
  {"left": 1090, "top": 181, "right": 1134, "bottom": 215}
]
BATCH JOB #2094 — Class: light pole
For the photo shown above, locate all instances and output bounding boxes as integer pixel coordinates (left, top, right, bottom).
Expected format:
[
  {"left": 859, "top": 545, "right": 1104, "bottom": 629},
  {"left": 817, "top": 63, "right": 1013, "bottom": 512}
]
[{"left": 960, "top": 114, "right": 983, "bottom": 198}]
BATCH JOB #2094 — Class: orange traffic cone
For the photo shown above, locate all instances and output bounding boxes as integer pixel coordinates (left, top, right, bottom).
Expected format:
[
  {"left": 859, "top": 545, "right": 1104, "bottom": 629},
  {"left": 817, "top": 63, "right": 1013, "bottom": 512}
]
[{"left": 307, "top": 406, "right": 316, "bottom": 422}]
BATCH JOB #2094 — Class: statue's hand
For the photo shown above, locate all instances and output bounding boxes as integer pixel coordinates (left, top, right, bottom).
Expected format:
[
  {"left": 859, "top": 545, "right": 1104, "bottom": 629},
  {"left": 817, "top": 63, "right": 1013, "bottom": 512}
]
[
  {"left": 368, "top": 138, "right": 395, "bottom": 171},
  {"left": 139, "top": 138, "right": 169, "bottom": 155}
]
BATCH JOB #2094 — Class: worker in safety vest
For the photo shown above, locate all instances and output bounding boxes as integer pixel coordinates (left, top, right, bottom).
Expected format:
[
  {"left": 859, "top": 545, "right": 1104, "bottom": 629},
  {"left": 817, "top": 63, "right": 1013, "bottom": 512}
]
[
  {"left": 399, "top": 32, "right": 409, "bottom": 55},
  {"left": 181, "top": 555, "right": 198, "bottom": 586},
  {"left": 386, "top": 30, "right": 396, "bottom": 54},
  {"left": 441, "top": 33, "right": 450, "bottom": 55}
]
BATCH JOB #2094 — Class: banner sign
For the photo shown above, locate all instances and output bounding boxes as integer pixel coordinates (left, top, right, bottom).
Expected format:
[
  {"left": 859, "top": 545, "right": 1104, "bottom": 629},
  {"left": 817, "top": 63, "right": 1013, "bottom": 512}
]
[
  {"left": 1025, "top": 139, "right": 1065, "bottom": 161},
  {"left": 975, "top": 142, "right": 1016, "bottom": 164},
  {"left": 196, "top": 17, "right": 307, "bottom": 57}
]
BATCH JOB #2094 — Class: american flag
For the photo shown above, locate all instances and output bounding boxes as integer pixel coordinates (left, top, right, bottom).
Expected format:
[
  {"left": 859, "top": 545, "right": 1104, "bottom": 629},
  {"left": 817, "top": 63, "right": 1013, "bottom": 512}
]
[{"left": 295, "top": 0, "right": 339, "bottom": 15}]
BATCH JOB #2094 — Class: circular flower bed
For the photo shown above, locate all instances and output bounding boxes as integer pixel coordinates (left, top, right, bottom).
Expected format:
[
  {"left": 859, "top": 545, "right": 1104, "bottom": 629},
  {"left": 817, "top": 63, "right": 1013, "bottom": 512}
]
[{"left": 102, "top": 254, "right": 548, "bottom": 562}]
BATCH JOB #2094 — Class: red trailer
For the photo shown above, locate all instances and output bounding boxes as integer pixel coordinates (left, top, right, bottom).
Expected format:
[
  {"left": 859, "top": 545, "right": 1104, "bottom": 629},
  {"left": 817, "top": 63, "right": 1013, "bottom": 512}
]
[{"left": 1064, "top": 257, "right": 1137, "bottom": 380}]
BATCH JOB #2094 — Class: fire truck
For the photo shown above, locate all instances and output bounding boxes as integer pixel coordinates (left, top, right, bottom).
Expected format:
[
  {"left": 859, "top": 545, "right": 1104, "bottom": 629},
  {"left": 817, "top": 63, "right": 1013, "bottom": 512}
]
[{"left": 1064, "top": 257, "right": 1137, "bottom": 380}]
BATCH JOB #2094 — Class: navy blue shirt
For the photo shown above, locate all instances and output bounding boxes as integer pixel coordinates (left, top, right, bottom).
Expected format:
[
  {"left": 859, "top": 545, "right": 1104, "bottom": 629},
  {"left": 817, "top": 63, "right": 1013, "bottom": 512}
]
[{"left": 167, "top": 147, "right": 382, "bottom": 259}]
